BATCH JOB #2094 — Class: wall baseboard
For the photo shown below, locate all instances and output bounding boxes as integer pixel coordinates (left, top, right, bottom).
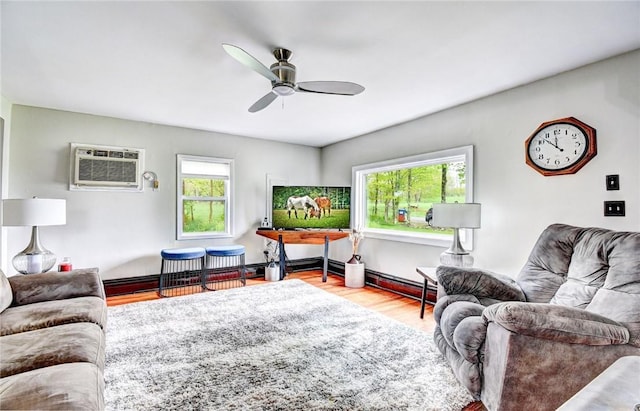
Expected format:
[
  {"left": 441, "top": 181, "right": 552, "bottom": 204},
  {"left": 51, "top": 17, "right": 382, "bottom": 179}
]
[{"left": 102, "top": 257, "right": 437, "bottom": 304}]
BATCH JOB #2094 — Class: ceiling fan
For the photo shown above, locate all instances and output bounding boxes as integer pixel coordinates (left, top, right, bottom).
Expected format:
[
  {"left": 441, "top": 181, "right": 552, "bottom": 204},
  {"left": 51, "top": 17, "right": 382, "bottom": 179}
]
[{"left": 222, "top": 43, "right": 365, "bottom": 113}]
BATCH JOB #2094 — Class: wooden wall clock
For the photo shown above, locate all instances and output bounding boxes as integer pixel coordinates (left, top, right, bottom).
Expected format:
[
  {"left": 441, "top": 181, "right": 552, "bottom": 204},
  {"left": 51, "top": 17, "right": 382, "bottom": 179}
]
[{"left": 525, "top": 116, "right": 597, "bottom": 176}]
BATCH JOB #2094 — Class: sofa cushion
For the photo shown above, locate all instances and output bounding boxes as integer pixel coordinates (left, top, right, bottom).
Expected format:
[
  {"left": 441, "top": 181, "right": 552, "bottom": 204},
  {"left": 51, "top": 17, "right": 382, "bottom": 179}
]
[
  {"left": 516, "top": 224, "right": 584, "bottom": 303},
  {"left": 0, "top": 296, "right": 106, "bottom": 336},
  {"left": 0, "top": 322, "right": 105, "bottom": 378},
  {"left": 0, "top": 270, "right": 12, "bottom": 313},
  {"left": 549, "top": 280, "right": 600, "bottom": 308},
  {"left": 8, "top": 268, "right": 104, "bottom": 306},
  {"left": 438, "top": 266, "right": 525, "bottom": 302},
  {"left": 0, "top": 362, "right": 104, "bottom": 410},
  {"left": 483, "top": 302, "right": 630, "bottom": 345},
  {"left": 587, "top": 289, "right": 640, "bottom": 327},
  {"left": 453, "top": 316, "right": 487, "bottom": 364},
  {"left": 585, "top": 231, "right": 640, "bottom": 327},
  {"left": 439, "top": 301, "right": 485, "bottom": 349},
  {"left": 434, "top": 294, "right": 481, "bottom": 324},
  {"left": 550, "top": 228, "right": 614, "bottom": 308}
]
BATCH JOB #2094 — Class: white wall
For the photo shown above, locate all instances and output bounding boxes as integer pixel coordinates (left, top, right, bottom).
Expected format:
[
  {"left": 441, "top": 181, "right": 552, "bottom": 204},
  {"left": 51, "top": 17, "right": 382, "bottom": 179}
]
[
  {"left": 322, "top": 50, "right": 640, "bottom": 282},
  {"left": 4, "top": 51, "right": 639, "bottom": 283},
  {"left": 5, "top": 106, "right": 321, "bottom": 279}
]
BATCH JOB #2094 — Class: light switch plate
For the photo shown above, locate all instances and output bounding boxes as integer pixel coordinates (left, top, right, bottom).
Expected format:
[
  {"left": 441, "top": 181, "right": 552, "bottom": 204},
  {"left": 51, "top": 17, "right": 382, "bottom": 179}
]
[{"left": 606, "top": 175, "right": 620, "bottom": 191}]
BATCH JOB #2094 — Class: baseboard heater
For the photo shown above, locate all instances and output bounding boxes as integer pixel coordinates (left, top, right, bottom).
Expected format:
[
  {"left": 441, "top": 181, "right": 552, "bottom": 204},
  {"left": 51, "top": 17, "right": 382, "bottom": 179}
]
[{"left": 102, "top": 258, "right": 429, "bottom": 302}]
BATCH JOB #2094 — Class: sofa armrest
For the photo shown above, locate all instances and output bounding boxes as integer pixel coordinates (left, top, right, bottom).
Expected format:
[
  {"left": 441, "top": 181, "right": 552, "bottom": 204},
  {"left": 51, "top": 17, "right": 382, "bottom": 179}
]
[
  {"left": 437, "top": 266, "right": 526, "bottom": 302},
  {"left": 8, "top": 268, "right": 104, "bottom": 306},
  {"left": 483, "top": 302, "right": 630, "bottom": 345}
]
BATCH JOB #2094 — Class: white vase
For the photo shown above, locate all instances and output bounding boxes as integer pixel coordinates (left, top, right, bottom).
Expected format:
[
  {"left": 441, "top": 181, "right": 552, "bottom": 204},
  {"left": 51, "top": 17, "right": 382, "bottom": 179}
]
[
  {"left": 265, "top": 264, "right": 279, "bottom": 281},
  {"left": 345, "top": 256, "right": 365, "bottom": 288}
]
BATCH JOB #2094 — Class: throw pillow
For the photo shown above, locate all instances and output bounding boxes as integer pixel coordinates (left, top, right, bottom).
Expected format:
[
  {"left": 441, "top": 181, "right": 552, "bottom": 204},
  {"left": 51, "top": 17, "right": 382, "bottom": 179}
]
[{"left": 0, "top": 269, "right": 13, "bottom": 313}]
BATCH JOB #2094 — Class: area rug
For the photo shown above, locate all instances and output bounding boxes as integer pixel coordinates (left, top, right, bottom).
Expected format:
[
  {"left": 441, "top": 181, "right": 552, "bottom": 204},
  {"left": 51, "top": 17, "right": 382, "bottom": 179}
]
[{"left": 105, "top": 279, "right": 473, "bottom": 410}]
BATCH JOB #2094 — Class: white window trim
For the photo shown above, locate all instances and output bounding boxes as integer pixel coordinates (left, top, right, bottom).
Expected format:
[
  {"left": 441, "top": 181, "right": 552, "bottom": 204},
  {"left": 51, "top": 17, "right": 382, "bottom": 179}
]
[
  {"left": 176, "top": 154, "right": 234, "bottom": 240},
  {"left": 352, "top": 145, "right": 475, "bottom": 249}
]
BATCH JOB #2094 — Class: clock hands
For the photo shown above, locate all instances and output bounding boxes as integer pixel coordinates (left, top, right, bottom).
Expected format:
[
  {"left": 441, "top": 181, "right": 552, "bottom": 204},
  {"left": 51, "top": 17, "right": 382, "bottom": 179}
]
[{"left": 544, "top": 137, "right": 564, "bottom": 152}]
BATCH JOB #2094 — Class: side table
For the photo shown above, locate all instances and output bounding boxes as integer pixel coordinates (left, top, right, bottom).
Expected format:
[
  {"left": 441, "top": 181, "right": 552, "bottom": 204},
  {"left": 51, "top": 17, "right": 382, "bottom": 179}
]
[{"left": 416, "top": 266, "right": 437, "bottom": 319}]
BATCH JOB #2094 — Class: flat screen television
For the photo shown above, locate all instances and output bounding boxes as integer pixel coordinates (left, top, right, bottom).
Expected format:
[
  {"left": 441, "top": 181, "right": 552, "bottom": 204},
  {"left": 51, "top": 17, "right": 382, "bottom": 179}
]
[{"left": 271, "top": 185, "right": 351, "bottom": 230}]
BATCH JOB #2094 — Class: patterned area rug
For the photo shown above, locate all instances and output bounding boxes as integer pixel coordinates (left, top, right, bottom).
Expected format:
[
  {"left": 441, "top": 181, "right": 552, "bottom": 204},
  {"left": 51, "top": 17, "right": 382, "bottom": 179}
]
[{"left": 105, "top": 280, "right": 473, "bottom": 410}]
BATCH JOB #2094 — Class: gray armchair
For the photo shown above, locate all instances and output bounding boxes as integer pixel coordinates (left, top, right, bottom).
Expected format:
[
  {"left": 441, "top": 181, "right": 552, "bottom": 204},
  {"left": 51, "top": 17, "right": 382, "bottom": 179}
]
[{"left": 434, "top": 224, "right": 640, "bottom": 411}]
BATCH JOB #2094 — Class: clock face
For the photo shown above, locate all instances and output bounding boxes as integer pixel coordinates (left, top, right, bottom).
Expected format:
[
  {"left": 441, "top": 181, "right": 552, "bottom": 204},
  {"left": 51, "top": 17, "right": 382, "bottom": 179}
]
[
  {"left": 527, "top": 123, "right": 588, "bottom": 171},
  {"left": 524, "top": 117, "right": 597, "bottom": 176}
]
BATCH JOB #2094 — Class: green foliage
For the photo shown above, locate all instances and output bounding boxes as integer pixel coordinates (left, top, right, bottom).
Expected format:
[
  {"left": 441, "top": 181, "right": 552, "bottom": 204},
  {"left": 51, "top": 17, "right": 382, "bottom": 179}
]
[
  {"left": 364, "top": 160, "right": 466, "bottom": 234},
  {"left": 183, "top": 178, "right": 225, "bottom": 197}
]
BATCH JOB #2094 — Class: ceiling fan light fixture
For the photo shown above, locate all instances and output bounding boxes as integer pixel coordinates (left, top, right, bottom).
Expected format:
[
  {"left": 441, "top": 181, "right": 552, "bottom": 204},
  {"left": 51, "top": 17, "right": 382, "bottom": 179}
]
[{"left": 273, "top": 84, "right": 295, "bottom": 97}]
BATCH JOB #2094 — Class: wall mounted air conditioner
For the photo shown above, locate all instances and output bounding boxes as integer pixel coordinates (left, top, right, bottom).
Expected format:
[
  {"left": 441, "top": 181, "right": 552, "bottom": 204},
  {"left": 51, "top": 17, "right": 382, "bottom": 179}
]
[{"left": 70, "top": 143, "right": 145, "bottom": 191}]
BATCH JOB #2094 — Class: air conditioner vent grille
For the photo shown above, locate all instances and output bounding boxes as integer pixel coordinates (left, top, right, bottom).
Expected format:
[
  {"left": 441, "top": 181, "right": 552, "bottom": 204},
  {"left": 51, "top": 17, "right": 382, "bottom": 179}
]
[{"left": 77, "top": 158, "right": 138, "bottom": 183}]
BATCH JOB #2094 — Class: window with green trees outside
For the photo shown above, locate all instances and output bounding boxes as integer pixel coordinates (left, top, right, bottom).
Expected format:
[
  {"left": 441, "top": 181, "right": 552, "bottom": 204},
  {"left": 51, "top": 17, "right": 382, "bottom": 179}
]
[
  {"left": 352, "top": 145, "right": 474, "bottom": 247},
  {"left": 177, "top": 154, "right": 233, "bottom": 239}
]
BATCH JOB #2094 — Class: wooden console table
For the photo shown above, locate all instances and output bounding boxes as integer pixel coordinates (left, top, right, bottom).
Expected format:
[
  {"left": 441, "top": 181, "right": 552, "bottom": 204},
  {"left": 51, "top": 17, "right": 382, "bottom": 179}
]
[{"left": 256, "top": 230, "right": 349, "bottom": 282}]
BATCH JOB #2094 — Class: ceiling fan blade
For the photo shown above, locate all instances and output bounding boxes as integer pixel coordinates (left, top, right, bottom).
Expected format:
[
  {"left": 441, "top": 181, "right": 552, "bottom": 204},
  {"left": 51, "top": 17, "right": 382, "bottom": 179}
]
[
  {"left": 296, "top": 81, "right": 365, "bottom": 96},
  {"left": 222, "top": 43, "right": 279, "bottom": 83},
  {"left": 249, "top": 92, "right": 278, "bottom": 113}
]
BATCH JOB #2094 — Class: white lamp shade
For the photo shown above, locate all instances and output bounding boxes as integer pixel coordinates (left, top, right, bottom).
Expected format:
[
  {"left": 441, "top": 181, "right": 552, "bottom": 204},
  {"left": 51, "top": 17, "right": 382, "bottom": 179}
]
[
  {"left": 2, "top": 198, "right": 66, "bottom": 227},
  {"left": 431, "top": 203, "right": 481, "bottom": 229}
]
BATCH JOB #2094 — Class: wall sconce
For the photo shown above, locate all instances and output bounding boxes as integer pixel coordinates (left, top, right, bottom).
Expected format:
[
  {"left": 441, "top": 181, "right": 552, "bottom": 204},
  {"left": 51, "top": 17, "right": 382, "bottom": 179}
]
[{"left": 142, "top": 171, "right": 158, "bottom": 191}]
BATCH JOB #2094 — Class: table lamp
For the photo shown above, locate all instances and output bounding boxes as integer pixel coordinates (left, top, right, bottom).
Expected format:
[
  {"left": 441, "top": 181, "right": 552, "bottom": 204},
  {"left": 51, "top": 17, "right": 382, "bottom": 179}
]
[
  {"left": 431, "top": 203, "right": 481, "bottom": 267},
  {"left": 2, "top": 198, "right": 67, "bottom": 274}
]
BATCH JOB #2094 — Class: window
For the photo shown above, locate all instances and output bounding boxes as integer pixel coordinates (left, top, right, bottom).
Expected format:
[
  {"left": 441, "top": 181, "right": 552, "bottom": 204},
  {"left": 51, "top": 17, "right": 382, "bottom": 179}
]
[
  {"left": 177, "top": 154, "right": 233, "bottom": 240},
  {"left": 352, "top": 145, "right": 474, "bottom": 248}
]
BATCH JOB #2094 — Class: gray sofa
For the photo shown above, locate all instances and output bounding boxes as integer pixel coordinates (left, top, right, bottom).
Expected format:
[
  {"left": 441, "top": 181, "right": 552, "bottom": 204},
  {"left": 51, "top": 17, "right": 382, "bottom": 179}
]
[
  {"left": 434, "top": 224, "right": 640, "bottom": 410},
  {"left": 0, "top": 267, "right": 107, "bottom": 410}
]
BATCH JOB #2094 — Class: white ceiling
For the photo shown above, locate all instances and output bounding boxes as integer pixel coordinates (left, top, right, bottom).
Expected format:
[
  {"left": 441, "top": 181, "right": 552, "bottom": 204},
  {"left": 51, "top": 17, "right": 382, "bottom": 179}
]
[{"left": 2, "top": 1, "right": 639, "bottom": 147}]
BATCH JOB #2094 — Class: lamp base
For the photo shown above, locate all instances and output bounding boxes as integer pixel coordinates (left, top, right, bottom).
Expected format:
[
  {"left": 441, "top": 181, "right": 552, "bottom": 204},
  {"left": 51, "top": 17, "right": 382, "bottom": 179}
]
[
  {"left": 12, "top": 226, "right": 57, "bottom": 274},
  {"left": 439, "top": 252, "right": 474, "bottom": 268},
  {"left": 12, "top": 252, "right": 57, "bottom": 274}
]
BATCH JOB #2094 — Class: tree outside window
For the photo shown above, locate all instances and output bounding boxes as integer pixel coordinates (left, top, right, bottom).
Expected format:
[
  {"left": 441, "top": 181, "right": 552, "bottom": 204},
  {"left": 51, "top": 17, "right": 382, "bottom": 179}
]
[{"left": 365, "top": 161, "right": 465, "bottom": 233}]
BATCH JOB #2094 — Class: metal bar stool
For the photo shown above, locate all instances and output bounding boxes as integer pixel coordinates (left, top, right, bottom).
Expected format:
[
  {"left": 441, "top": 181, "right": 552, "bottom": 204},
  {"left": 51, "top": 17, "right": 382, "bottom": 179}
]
[
  {"left": 204, "top": 245, "right": 246, "bottom": 291},
  {"left": 158, "top": 247, "right": 206, "bottom": 297}
]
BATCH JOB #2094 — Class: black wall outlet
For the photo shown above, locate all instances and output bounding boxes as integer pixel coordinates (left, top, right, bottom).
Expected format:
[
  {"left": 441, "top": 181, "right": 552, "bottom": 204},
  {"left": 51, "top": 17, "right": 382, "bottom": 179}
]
[{"left": 604, "top": 201, "right": 625, "bottom": 217}]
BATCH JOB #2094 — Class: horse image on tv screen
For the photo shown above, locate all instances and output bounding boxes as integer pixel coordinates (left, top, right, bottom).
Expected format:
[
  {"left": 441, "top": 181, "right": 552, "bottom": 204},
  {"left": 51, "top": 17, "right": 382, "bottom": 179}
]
[
  {"left": 272, "top": 186, "right": 351, "bottom": 229},
  {"left": 286, "top": 195, "right": 320, "bottom": 219}
]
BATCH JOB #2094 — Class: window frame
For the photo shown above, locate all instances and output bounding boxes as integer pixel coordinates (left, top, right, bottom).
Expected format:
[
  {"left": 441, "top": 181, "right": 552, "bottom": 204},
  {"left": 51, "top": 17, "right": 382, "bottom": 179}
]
[
  {"left": 351, "top": 145, "right": 475, "bottom": 249},
  {"left": 176, "top": 154, "right": 234, "bottom": 240}
]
